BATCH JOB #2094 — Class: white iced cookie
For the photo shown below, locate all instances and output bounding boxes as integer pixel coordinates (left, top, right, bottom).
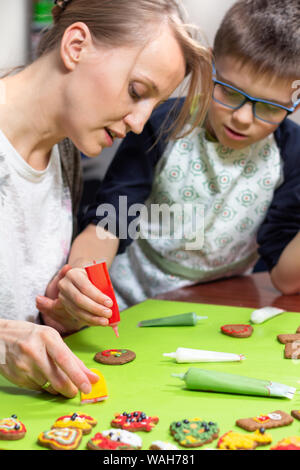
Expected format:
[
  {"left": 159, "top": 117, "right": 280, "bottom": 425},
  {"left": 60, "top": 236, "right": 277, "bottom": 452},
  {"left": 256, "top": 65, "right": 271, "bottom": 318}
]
[
  {"left": 150, "top": 440, "right": 179, "bottom": 450},
  {"left": 250, "top": 306, "right": 285, "bottom": 324},
  {"left": 102, "top": 429, "right": 142, "bottom": 448}
]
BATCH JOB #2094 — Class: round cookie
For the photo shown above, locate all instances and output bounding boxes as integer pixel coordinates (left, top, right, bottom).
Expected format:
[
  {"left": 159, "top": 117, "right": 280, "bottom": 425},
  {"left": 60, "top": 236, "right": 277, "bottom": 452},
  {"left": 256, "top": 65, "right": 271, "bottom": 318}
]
[
  {"left": 94, "top": 349, "right": 136, "bottom": 365},
  {"left": 221, "top": 324, "right": 253, "bottom": 338},
  {"left": 170, "top": 418, "right": 219, "bottom": 448}
]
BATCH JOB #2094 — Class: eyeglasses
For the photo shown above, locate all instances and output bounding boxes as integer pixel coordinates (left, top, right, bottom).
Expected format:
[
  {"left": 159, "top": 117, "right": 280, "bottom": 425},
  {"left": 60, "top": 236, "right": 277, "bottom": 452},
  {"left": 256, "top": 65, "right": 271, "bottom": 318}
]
[{"left": 212, "top": 68, "right": 300, "bottom": 125}]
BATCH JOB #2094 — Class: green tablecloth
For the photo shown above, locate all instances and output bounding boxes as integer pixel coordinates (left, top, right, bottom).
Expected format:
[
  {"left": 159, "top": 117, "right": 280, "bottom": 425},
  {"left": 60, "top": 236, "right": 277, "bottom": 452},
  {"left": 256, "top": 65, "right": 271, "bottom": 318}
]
[{"left": 1, "top": 299, "right": 300, "bottom": 450}]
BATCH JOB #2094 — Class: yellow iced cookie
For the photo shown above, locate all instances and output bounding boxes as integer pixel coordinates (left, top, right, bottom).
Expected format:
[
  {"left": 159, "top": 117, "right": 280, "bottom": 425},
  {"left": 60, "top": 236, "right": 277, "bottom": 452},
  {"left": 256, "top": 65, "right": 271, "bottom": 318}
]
[{"left": 80, "top": 369, "right": 108, "bottom": 404}]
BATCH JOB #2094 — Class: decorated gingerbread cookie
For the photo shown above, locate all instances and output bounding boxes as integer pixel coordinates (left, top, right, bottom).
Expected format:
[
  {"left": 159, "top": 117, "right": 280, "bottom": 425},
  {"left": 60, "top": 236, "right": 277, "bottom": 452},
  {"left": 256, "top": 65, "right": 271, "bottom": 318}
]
[
  {"left": 221, "top": 324, "right": 253, "bottom": 338},
  {"left": 52, "top": 412, "right": 97, "bottom": 435},
  {"left": 217, "top": 429, "right": 272, "bottom": 450},
  {"left": 271, "top": 436, "right": 300, "bottom": 450},
  {"left": 236, "top": 410, "right": 293, "bottom": 432},
  {"left": 284, "top": 342, "right": 300, "bottom": 359},
  {"left": 111, "top": 411, "right": 159, "bottom": 432},
  {"left": 149, "top": 441, "right": 179, "bottom": 450},
  {"left": 169, "top": 418, "right": 219, "bottom": 448},
  {"left": 94, "top": 349, "right": 136, "bottom": 365},
  {"left": 87, "top": 429, "right": 142, "bottom": 450},
  {"left": 38, "top": 428, "right": 82, "bottom": 450},
  {"left": 0, "top": 415, "right": 26, "bottom": 440}
]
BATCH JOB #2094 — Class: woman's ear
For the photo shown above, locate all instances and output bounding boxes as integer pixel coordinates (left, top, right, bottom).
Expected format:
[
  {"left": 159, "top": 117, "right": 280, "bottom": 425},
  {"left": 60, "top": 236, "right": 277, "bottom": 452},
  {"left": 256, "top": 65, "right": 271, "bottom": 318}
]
[{"left": 60, "top": 22, "right": 92, "bottom": 71}]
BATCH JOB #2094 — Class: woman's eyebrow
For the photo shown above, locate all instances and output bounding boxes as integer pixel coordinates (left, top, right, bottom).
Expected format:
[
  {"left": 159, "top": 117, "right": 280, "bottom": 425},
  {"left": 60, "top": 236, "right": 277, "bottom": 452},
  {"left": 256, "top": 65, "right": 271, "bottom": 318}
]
[{"left": 138, "top": 74, "right": 159, "bottom": 94}]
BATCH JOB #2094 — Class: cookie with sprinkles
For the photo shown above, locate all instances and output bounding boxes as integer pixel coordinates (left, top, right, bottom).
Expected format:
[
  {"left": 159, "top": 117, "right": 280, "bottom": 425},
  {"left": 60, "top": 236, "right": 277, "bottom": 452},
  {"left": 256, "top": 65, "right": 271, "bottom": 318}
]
[
  {"left": 111, "top": 411, "right": 159, "bottom": 432},
  {"left": 87, "top": 429, "right": 142, "bottom": 450},
  {"left": 94, "top": 349, "right": 136, "bottom": 365},
  {"left": 38, "top": 428, "right": 82, "bottom": 450},
  {"left": 0, "top": 415, "right": 26, "bottom": 440},
  {"left": 169, "top": 418, "right": 219, "bottom": 448},
  {"left": 52, "top": 412, "right": 97, "bottom": 435}
]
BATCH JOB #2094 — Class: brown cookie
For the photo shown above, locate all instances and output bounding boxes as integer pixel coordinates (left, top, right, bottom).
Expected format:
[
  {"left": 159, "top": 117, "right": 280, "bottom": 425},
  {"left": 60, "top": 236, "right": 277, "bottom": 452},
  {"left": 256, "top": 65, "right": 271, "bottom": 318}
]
[
  {"left": 221, "top": 324, "right": 253, "bottom": 338},
  {"left": 236, "top": 410, "right": 293, "bottom": 432},
  {"left": 291, "top": 410, "right": 300, "bottom": 420},
  {"left": 94, "top": 349, "right": 136, "bottom": 365},
  {"left": 285, "top": 342, "right": 300, "bottom": 359},
  {"left": 277, "top": 334, "right": 300, "bottom": 344}
]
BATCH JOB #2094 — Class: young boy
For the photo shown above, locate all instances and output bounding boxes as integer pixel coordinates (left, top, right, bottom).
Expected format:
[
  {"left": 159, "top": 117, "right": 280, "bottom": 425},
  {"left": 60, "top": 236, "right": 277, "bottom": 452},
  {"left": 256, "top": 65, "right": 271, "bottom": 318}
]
[{"left": 37, "top": 0, "right": 300, "bottom": 325}]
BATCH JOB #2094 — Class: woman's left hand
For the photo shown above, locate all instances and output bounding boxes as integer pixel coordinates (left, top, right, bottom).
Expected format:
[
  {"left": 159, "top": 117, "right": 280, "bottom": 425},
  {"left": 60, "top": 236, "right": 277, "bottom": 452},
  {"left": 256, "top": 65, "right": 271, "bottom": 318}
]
[{"left": 36, "top": 265, "right": 87, "bottom": 334}]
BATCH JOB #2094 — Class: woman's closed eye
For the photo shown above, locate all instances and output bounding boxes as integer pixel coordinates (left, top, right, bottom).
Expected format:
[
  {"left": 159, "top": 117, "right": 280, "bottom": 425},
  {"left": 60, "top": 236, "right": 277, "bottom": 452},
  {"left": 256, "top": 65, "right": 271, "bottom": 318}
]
[{"left": 129, "top": 83, "right": 142, "bottom": 101}]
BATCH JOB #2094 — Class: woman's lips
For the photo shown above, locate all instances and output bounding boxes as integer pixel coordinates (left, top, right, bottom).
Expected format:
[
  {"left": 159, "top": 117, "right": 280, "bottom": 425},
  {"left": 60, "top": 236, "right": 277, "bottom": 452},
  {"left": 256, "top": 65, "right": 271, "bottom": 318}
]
[
  {"left": 224, "top": 125, "right": 248, "bottom": 141},
  {"left": 104, "top": 128, "right": 113, "bottom": 147}
]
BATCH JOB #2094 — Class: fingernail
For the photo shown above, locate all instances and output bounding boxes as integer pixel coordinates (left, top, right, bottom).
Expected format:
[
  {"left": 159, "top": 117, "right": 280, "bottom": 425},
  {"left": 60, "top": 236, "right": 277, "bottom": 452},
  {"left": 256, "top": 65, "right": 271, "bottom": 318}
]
[
  {"left": 104, "top": 299, "right": 113, "bottom": 307},
  {"left": 81, "top": 382, "right": 91, "bottom": 394},
  {"left": 103, "top": 308, "right": 112, "bottom": 315}
]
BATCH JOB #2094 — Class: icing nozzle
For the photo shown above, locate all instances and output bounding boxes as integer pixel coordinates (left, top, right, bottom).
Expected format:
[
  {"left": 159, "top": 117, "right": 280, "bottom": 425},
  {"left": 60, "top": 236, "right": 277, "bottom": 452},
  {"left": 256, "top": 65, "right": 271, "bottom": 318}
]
[
  {"left": 112, "top": 325, "right": 119, "bottom": 338},
  {"left": 171, "top": 373, "right": 185, "bottom": 380},
  {"left": 163, "top": 352, "right": 176, "bottom": 359}
]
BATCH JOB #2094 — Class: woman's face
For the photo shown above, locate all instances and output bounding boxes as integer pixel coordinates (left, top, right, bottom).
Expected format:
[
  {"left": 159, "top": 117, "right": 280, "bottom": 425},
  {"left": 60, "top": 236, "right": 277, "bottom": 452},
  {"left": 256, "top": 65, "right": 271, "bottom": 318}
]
[{"left": 61, "top": 24, "right": 186, "bottom": 156}]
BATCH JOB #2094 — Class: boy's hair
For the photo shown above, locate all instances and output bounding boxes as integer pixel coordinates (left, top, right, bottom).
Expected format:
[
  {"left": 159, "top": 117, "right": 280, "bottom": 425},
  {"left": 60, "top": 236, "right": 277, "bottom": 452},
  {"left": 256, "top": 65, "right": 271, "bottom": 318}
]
[{"left": 214, "top": 0, "right": 300, "bottom": 79}]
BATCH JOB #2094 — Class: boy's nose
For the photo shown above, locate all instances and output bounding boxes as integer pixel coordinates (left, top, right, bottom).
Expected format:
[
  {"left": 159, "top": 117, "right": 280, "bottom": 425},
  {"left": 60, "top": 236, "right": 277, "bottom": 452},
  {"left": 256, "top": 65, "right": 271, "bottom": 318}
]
[{"left": 232, "top": 102, "right": 254, "bottom": 126}]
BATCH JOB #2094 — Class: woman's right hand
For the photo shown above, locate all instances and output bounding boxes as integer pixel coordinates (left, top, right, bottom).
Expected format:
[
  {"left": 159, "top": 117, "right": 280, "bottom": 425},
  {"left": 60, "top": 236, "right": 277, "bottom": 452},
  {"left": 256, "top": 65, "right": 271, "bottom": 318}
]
[
  {"left": 36, "top": 266, "right": 113, "bottom": 332},
  {"left": 0, "top": 319, "right": 99, "bottom": 398}
]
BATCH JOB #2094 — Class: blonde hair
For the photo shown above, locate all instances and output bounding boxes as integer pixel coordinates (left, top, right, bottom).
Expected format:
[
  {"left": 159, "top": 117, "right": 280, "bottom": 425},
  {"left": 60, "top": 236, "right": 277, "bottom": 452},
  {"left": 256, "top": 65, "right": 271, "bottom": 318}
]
[{"left": 38, "top": 0, "right": 212, "bottom": 140}]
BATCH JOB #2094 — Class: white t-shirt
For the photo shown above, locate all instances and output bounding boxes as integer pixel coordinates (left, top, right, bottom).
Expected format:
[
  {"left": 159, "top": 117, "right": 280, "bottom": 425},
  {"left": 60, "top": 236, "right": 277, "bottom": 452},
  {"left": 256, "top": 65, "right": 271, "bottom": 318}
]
[{"left": 0, "top": 130, "right": 73, "bottom": 323}]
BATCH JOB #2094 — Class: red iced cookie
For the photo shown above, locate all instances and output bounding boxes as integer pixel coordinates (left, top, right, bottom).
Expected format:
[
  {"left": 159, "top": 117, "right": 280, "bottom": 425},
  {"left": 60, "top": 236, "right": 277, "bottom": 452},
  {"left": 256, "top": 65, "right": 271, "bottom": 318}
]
[
  {"left": 221, "top": 324, "right": 253, "bottom": 338},
  {"left": 111, "top": 411, "right": 159, "bottom": 432}
]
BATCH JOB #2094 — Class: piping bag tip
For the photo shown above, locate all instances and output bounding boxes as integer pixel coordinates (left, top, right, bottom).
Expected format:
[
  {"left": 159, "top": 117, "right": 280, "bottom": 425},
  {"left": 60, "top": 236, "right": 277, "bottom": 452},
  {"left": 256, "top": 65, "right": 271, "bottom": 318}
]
[
  {"left": 112, "top": 325, "right": 119, "bottom": 337},
  {"left": 171, "top": 373, "right": 185, "bottom": 379}
]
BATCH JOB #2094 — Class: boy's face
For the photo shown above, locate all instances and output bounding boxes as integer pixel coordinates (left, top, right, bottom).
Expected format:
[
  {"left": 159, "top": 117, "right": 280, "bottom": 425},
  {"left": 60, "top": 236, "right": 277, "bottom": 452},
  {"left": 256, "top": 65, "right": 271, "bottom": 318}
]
[{"left": 206, "top": 55, "right": 296, "bottom": 150}]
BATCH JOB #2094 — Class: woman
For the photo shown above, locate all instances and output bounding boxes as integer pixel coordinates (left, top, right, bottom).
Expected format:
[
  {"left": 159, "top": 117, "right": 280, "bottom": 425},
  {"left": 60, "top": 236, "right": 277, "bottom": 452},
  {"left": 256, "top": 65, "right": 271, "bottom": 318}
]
[{"left": 0, "top": 0, "right": 212, "bottom": 397}]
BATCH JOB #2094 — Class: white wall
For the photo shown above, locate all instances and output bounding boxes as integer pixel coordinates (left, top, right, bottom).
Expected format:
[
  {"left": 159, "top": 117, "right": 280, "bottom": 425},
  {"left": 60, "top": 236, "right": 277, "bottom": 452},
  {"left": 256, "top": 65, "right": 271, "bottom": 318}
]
[{"left": 0, "top": 0, "right": 31, "bottom": 70}]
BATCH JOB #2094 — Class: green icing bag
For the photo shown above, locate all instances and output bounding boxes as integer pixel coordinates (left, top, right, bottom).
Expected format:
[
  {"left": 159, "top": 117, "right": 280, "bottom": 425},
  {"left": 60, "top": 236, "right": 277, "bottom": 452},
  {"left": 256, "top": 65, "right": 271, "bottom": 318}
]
[
  {"left": 172, "top": 368, "right": 295, "bottom": 399},
  {"left": 138, "top": 312, "right": 207, "bottom": 327}
]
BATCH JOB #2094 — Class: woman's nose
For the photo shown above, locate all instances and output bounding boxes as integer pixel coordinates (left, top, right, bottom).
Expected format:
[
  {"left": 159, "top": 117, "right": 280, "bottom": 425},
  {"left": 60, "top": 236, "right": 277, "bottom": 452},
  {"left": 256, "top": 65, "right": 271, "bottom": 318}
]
[{"left": 124, "top": 104, "right": 154, "bottom": 135}]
